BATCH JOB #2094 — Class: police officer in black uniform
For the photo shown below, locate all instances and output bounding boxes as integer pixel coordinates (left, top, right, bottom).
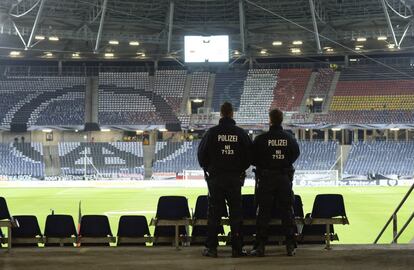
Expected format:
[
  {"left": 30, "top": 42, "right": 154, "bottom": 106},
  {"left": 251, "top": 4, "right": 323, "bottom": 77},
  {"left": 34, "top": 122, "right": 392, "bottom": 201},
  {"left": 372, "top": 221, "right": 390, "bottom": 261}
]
[
  {"left": 250, "top": 108, "right": 300, "bottom": 257},
  {"left": 198, "top": 102, "right": 252, "bottom": 258}
]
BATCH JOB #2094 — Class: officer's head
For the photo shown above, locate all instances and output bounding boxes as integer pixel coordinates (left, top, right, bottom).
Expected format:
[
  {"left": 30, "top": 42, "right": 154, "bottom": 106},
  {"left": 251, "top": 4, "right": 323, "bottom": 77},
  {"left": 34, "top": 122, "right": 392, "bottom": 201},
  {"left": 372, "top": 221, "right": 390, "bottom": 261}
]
[
  {"left": 269, "top": 108, "right": 283, "bottom": 126},
  {"left": 220, "top": 102, "right": 234, "bottom": 118}
]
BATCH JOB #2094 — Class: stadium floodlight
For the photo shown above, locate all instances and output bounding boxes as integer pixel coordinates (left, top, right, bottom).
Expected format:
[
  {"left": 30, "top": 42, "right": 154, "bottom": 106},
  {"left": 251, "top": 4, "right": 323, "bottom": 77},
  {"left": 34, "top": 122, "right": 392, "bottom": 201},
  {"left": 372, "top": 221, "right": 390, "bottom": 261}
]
[
  {"left": 109, "top": 40, "right": 119, "bottom": 45},
  {"left": 233, "top": 50, "right": 240, "bottom": 55},
  {"left": 136, "top": 52, "right": 146, "bottom": 57},
  {"left": 48, "top": 36, "right": 59, "bottom": 41},
  {"left": 42, "top": 129, "right": 53, "bottom": 133},
  {"left": 313, "top": 97, "right": 323, "bottom": 101},
  {"left": 9, "top": 51, "right": 21, "bottom": 57},
  {"left": 272, "top": 41, "right": 282, "bottom": 46},
  {"left": 388, "top": 44, "right": 395, "bottom": 49},
  {"left": 355, "top": 47, "right": 361, "bottom": 51},
  {"left": 349, "top": 58, "right": 358, "bottom": 62},
  {"left": 292, "top": 40, "right": 303, "bottom": 45},
  {"left": 323, "top": 46, "right": 331, "bottom": 50},
  {"left": 136, "top": 130, "right": 143, "bottom": 134},
  {"left": 35, "top": 35, "right": 45, "bottom": 40},
  {"left": 104, "top": 53, "right": 114, "bottom": 57},
  {"left": 291, "top": 48, "right": 301, "bottom": 53},
  {"left": 72, "top": 52, "right": 80, "bottom": 58},
  {"left": 129, "top": 41, "right": 140, "bottom": 46},
  {"left": 332, "top": 128, "right": 341, "bottom": 131},
  {"left": 45, "top": 52, "right": 53, "bottom": 57},
  {"left": 355, "top": 45, "right": 364, "bottom": 48},
  {"left": 193, "top": 98, "right": 203, "bottom": 103},
  {"left": 377, "top": 36, "right": 387, "bottom": 41},
  {"left": 326, "top": 48, "right": 334, "bottom": 52},
  {"left": 159, "top": 128, "right": 168, "bottom": 132},
  {"left": 356, "top": 37, "right": 366, "bottom": 42},
  {"left": 390, "top": 128, "right": 400, "bottom": 131},
  {"left": 101, "top": 128, "right": 111, "bottom": 132},
  {"left": 260, "top": 49, "right": 267, "bottom": 54}
]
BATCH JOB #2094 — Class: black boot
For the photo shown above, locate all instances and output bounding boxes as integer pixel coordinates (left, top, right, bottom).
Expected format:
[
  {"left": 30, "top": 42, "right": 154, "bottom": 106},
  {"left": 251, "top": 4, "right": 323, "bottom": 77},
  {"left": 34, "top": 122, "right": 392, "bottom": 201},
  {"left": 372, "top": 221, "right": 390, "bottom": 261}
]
[
  {"left": 202, "top": 247, "right": 218, "bottom": 258},
  {"left": 250, "top": 243, "right": 265, "bottom": 257},
  {"left": 232, "top": 248, "right": 248, "bottom": 258},
  {"left": 286, "top": 240, "right": 296, "bottom": 256}
]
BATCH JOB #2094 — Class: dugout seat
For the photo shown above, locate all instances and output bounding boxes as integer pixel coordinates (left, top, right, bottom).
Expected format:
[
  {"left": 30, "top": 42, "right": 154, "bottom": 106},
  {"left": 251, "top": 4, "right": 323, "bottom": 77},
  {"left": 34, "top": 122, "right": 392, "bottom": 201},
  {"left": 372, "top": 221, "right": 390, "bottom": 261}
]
[
  {"left": 151, "top": 196, "right": 191, "bottom": 247},
  {"left": 268, "top": 194, "right": 304, "bottom": 244},
  {"left": 44, "top": 215, "right": 77, "bottom": 247},
  {"left": 190, "top": 195, "right": 227, "bottom": 245},
  {"left": 300, "top": 194, "right": 348, "bottom": 247},
  {"left": 78, "top": 215, "right": 115, "bottom": 246},
  {"left": 117, "top": 215, "right": 151, "bottom": 246},
  {"left": 11, "top": 215, "right": 43, "bottom": 247}
]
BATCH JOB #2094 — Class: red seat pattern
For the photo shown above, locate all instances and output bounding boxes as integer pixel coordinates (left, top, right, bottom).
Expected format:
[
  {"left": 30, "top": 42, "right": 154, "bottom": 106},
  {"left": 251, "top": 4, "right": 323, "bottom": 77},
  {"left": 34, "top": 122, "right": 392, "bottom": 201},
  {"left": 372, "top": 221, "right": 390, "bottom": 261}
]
[{"left": 271, "top": 69, "right": 312, "bottom": 111}]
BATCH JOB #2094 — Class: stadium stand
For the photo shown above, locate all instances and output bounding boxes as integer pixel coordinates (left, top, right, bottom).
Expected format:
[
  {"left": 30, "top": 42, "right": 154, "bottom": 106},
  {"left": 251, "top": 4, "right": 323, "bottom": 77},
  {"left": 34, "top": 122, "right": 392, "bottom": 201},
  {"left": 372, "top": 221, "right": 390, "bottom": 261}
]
[
  {"left": 271, "top": 69, "right": 312, "bottom": 111},
  {"left": 236, "top": 69, "right": 278, "bottom": 124},
  {"left": 78, "top": 215, "right": 115, "bottom": 246},
  {"left": 294, "top": 141, "right": 338, "bottom": 170},
  {"left": 58, "top": 142, "right": 144, "bottom": 177},
  {"left": 309, "top": 68, "right": 335, "bottom": 98},
  {"left": 153, "top": 140, "right": 201, "bottom": 173},
  {"left": 98, "top": 72, "right": 180, "bottom": 127},
  {"left": 154, "top": 70, "right": 187, "bottom": 114},
  {"left": 189, "top": 72, "right": 210, "bottom": 99},
  {"left": 323, "top": 66, "right": 414, "bottom": 123},
  {"left": 344, "top": 141, "right": 414, "bottom": 177},
  {"left": 43, "top": 214, "right": 77, "bottom": 247},
  {"left": 211, "top": 71, "right": 247, "bottom": 112},
  {"left": 0, "top": 143, "right": 45, "bottom": 179},
  {"left": 0, "top": 76, "right": 85, "bottom": 128}
]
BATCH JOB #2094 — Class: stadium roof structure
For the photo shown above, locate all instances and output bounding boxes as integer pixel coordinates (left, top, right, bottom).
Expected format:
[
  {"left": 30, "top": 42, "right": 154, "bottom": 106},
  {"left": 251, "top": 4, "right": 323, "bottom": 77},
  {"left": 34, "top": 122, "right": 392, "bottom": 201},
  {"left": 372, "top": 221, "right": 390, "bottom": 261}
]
[{"left": 0, "top": 0, "right": 413, "bottom": 61}]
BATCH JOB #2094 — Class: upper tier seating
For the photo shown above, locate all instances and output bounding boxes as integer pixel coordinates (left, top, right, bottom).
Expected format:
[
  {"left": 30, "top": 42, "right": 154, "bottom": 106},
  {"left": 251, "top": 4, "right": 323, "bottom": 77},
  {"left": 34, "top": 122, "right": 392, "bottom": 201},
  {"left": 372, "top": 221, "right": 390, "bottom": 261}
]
[
  {"left": 211, "top": 71, "right": 247, "bottom": 112},
  {"left": 98, "top": 72, "right": 179, "bottom": 126},
  {"left": 344, "top": 141, "right": 414, "bottom": 177},
  {"left": 189, "top": 72, "right": 210, "bottom": 99},
  {"left": 58, "top": 142, "right": 144, "bottom": 177},
  {"left": 271, "top": 69, "right": 312, "bottom": 111},
  {"left": 0, "top": 143, "right": 45, "bottom": 178},
  {"left": 0, "top": 76, "right": 85, "bottom": 128},
  {"left": 294, "top": 141, "right": 338, "bottom": 170},
  {"left": 309, "top": 68, "right": 334, "bottom": 98},
  {"left": 236, "top": 69, "right": 278, "bottom": 124},
  {"left": 153, "top": 140, "right": 201, "bottom": 173},
  {"left": 331, "top": 66, "right": 414, "bottom": 111},
  {"left": 154, "top": 70, "right": 187, "bottom": 114},
  {"left": 315, "top": 110, "right": 414, "bottom": 124}
]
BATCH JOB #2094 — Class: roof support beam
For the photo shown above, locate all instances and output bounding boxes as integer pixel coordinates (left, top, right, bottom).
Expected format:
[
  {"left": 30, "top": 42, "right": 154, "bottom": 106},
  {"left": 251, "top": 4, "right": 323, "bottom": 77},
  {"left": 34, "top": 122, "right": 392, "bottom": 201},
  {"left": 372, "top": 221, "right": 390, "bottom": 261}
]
[
  {"left": 309, "top": 0, "right": 322, "bottom": 54},
  {"left": 239, "top": 0, "right": 247, "bottom": 55},
  {"left": 94, "top": 0, "right": 108, "bottom": 54},
  {"left": 12, "top": 21, "right": 27, "bottom": 48},
  {"left": 167, "top": 0, "right": 175, "bottom": 54},
  {"left": 26, "top": 0, "right": 46, "bottom": 49},
  {"left": 381, "top": 0, "right": 400, "bottom": 49}
]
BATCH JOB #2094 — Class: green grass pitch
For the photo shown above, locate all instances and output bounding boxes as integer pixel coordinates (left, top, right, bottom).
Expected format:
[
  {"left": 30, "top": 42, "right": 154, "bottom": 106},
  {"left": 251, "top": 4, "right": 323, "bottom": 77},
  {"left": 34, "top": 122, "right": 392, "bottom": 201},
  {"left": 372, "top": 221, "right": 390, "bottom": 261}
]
[{"left": 1, "top": 186, "right": 413, "bottom": 244}]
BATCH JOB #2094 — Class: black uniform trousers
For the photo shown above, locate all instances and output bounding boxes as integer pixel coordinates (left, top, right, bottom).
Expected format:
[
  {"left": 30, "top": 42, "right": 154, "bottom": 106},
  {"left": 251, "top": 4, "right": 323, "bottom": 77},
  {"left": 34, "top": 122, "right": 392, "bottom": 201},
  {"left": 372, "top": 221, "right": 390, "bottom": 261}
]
[
  {"left": 206, "top": 174, "right": 243, "bottom": 250},
  {"left": 255, "top": 172, "right": 296, "bottom": 247}
]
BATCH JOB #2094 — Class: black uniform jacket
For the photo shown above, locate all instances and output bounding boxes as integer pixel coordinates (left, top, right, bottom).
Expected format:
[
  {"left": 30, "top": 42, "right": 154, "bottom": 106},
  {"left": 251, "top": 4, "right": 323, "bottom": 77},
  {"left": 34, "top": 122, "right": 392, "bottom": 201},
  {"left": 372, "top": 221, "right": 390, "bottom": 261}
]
[
  {"left": 197, "top": 117, "right": 252, "bottom": 176},
  {"left": 252, "top": 125, "right": 300, "bottom": 171}
]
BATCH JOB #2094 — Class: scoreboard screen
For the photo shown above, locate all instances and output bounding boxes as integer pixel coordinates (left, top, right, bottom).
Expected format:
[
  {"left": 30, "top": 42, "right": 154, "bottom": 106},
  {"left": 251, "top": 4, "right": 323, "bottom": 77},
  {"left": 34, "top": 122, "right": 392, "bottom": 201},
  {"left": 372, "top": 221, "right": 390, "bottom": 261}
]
[{"left": 184, "top": 35, "right": 229, "bottom": 63}]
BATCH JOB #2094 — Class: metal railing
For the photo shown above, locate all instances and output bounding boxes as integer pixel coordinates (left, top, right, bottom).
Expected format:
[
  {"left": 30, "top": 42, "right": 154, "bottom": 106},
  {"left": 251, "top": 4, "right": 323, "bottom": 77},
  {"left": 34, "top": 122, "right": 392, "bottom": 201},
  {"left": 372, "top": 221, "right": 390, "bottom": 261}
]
[{"left": 374, "top": 182, "right": 414, "bottom": 244}]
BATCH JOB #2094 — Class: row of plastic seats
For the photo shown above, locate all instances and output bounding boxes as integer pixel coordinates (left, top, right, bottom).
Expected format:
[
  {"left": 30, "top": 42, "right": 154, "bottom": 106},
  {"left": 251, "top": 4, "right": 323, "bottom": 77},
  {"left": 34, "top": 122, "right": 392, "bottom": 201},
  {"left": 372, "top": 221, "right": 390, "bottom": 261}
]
[{"left": 0, "top": 194, "right": 347, "bottom": 247}]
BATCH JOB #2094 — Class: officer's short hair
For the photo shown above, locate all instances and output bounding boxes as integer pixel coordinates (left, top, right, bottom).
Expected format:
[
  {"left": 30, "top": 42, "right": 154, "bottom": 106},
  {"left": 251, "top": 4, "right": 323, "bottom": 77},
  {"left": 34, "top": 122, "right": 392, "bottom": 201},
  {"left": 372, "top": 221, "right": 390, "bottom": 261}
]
[
  {"left": 269, "top": 109, "right": 283, "bottom": 125},
  {"left": 220, "top": 102, "right": 234, "bottom": 118}
]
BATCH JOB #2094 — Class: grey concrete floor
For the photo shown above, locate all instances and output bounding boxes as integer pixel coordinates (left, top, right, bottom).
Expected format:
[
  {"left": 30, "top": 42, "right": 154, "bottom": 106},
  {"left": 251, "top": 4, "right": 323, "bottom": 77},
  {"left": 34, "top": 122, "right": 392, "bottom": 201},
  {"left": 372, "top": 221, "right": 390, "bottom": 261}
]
[{"left": 0, "top": 244, "right": 413, "bottom": 270}]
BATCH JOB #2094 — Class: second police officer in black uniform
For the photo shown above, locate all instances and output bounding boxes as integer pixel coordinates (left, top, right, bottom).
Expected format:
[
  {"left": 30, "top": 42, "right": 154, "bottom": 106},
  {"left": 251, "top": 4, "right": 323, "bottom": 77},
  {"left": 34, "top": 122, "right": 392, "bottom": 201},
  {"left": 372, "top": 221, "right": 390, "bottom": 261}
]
[
  {"left": 198, "top": 102, "right": 252, "bottom": 258},
  {"left": 250, "top": 108, "right": 300, "bottom": 257}
]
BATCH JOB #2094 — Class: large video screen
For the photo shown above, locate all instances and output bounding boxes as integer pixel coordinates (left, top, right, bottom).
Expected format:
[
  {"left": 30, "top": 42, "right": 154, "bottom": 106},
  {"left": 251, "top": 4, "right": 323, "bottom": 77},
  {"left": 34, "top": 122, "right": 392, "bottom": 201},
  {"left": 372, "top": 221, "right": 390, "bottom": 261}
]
[{"left": 184, "top": 35, "right": 229, "bottom": 63}]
